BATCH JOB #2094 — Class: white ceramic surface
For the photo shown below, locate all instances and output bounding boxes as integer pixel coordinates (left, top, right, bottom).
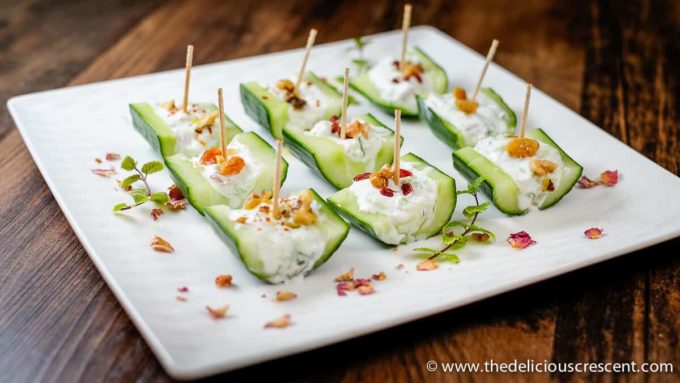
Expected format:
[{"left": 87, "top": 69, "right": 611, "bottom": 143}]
[{"left": 8, "top": 27, "right": 680, "bottom": 380}]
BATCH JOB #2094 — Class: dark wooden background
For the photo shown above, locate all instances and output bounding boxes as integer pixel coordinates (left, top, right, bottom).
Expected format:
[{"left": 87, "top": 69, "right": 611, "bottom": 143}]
[{"left": 0, "top": 0, "right": 678, "bottom": 382}]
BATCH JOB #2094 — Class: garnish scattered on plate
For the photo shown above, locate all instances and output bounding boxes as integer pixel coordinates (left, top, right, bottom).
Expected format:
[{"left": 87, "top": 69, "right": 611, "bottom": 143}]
[
  {"left": 507, "top": 231, "right": 536, "bottom": 249},
  {"left": 584, "top": 227, "right": 604, "bottom": 239},
  {"left": 206, "top": 305, "right": 229, "bottom": 319},
  {"left": 265, "top": 314, "right": 291, "bottom": 329},
  {"left": 578, "top": 169, "right": 620, "bottom": 188},
  {"left": 215, "top": 274, "right": 233, "bottom": 288},
  {"left": 150, "top": 235, "right": 174, "bottom": 253},
  {"left": 275, "top": 291, "right": 297, "bottom": 302}
]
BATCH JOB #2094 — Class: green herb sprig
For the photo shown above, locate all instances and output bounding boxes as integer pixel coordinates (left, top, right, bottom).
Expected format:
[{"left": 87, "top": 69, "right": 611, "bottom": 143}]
[
  {"left": 414, "top": 177, "right": 495, "bottom": 262},
  {"left": 347, "top": 36, "right": 371, "bottom": 72},
  {"left": 113, "top": 156, "right": 169, "bottom": 212}
]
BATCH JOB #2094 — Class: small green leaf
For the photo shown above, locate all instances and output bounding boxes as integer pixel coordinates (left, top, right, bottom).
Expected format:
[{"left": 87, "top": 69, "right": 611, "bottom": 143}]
[
  {"left": 121, "top": 174, "right": 141, "bottom": 189},
  {"left": 466, "top": 224, "right": 496, "bottom": 241},
  {"left": 131, "top": 189, "right": 149, "bottom": 204},
  {"left": 150, "top": 192, "right": 169, "bottom": 203},
  {"left": 463, "top": 201, "right": 490, "bottom": 218},
  {"left": 467, "top": 176, "right": 486, "bottom": 194},
  {"left": 442, "top": 220, "right": 467, "bottom": 234},
  {"left": 121, "top": 155, "right": 136, "bottom": 171},
  {"left": 353, "top": 36, "right": 370, "bottom": 50},
  {"left": 413, "top": 247, "right": 437, "bottom": 254},
  {"left": 113, "top": 203, "right": 127, "bottom": 212},
  {"left": 141, "top": 160, "right": 164, "bottom": 174},
  {"left": 439, "top": 253, "right": 461, "bottom": 263},
  {"left": 352, "top": 58, "right": 369, "bottom": 67},
  {"left": 442, "top": 233, "right": 465, "bottom": 245}
]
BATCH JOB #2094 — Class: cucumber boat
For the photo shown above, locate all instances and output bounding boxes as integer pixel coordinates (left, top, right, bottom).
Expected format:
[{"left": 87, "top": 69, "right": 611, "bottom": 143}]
[
  {"left": 329, "top": 153, "right": 456, "bottom": 245},
  {"left": 417, "top": 87, "right": 516, "bottom": 149},
  {"left": 130, "top": 101, "right": 242, "bottom": 158},
  {"left": 205, "top": 189, "right": 350, "bottom": 283},
  {"left": 453, "top": 128, "right": 583, "bottom": 215},
  {"left": 349, "top": 47, "right": 448, "bottom": 117},
  {"left": 240, "top": 71, "right": 343, "bottom": 139},
  {"left": 166, "top": 132, "right": 288, "bottom": 213},
  {"left": 285, "top": 113, "right": 400, "bottom": 189}
]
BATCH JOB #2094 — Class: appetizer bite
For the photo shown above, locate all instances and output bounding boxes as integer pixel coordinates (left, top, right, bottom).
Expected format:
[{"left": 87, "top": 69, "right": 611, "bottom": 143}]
[
  {"left": 205, "top": 142, "right": 349, "bottom": 283},
  {"left": 130, "top": 45, "right": 242, "bottom": 157},
  {"left": 329, "top": 110, "right": 456, "bottom": 245},
  {"left": 240, "top": 29, "right": 343, "bottom": 139},
  {"left": 166, "top": 89, "right": 288, "bottom": 212},
  {"left": 453, "top": 84, "right": 583, "bottom": 215},
  {"left": 418, "top": 40, "right": 516, "bottom": 149},
  {"left": 286, "top": 68, "right": 400, "bottom": 189},
  {"left": 349, "top": 5, "right": 447, "bottom": 116}
]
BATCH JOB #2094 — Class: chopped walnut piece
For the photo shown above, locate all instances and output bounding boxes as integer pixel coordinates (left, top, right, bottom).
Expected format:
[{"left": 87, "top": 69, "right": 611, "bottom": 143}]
[
  {"left": 453, "top": 87, "right": 467, "bottom": 100},
  {"left": 370, "top": 173, "right": 388, "bottom": 188},
  {"left": 206, "top": 304, "right": 229, "bottom": 319},
  {"left": 150, "top": 235, "right": 174, "bottom": 253},
  {"left": 531, "top": 159, "right": 558, "bottom": 176},
  {"left": 377, "top": 164, "right": 393, "bottom": 179},
  {"left": 455, "top": 99, "right": 479, "bottom": 114},
  {"left": 372, "top": 272, "right": 387, "bottom": 281},
  {"left": 215, "top": 274, "right": 233, "bottom": 288},
  {"left": 541, "top": 178, "right": 555, "bottom": 192},
  {"left": 345, "top": 120, "right": 369, "bottom": 139},
  {"left": 265, "top": 314, "right": 291, "bottom": 329},
  {"left": 245, "top": 192, "right": 272, "bottom": 210},
  {"left": 176, "top": 295, "right": 187, "bottom": 302},
  {"left": 335, "top": 267, "right": 355, "bottom": 282},
  {"left": 275, "top": 291, "right": 298, "bottom": 302},
  {"left": 95, "top": 158, "right": 102, "bottom": 164},
  {"left": 506, "top": 137, "right": 540, "bottom": 158},
  {"left": 417, "top": 259, "right": 439, "bottom": 271},
  {"left": 194, "top": 111, "right": 218, "bottom": 133},
  {"left": 358, "top": 284, "right": 375, "bottom": 295},
  {"left": 287, "top": 94, "right": 307, "bottom": 110},
  {"left": 219, "top": 156, "right": 246, "bottom": 176},
  {"left": 159, "top": 100, "right": 176, "bottom": 111},
  {"left": 400, "top": 60, "right": 424, "bottom": 80},
  {"left": 293, "top": 208, "right": 316, "bottom": 226},
  {"left": 276, "top": 79, "right": 296, "bottom": 92},
  {"left": 166, "top": 199, "right": 186, "bottom": 210}
]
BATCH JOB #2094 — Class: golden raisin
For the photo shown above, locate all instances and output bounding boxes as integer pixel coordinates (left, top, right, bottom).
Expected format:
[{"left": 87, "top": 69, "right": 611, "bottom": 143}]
[
  {"left": 531, "top": 159, "right": 558, "bottom": 176},
  {"left": 194, "top": 111, "right": 218, "bottom": 133},
  {"left": 293, "top": 208, "right": 317, "bottom": 226},
  {"left": 400, "top": 61, "right": 424, "bottom": 78},
  {"left": 276, "top": 79, "right": 296, "bottom": 92},
  {"left": 219, "top": 156, "right": 246, "bottom": 176},
  {"left": 370, "top": 173, "right": 387, "bottom": 188},
  {"left": 506, "top": 137, "right": 540, "bottom": 158},
  {"left": 159, "top": 100, "right": 176, "bottom": 111},
  {"left": 455, "top": 99, "right": 479, "bottom": 114},
  {"left": 453, "top": 87, "right": 467, "bottom": 100},
  {"left": 345, "top": 120, "right": 369, "bottom": 139},
  {"left": 200, "top": 147, "right": 222, "bottom": 165},
  {"left": 541, "top": 178, "right": 555, "bottom": 192}
]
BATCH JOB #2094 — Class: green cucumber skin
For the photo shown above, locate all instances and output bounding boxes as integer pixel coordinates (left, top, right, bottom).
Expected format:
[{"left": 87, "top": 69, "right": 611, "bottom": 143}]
[
  {"left": 239, "top": 83, "right": 284, "bottom": 139},
  {"left": 204, "top": 189, "right": 350, "bottom": 284},
  {"left": 413, "top": 47, "right": 449, "bottom": 93},
  {"left": 416, "top": 95, "right": 467, "bottom": 149},
  {"left": 130, "top": 103, "right": 172, "bottom": 157},
  {"left": 480, "top": 88, "right": 517, "bottom": 130}
]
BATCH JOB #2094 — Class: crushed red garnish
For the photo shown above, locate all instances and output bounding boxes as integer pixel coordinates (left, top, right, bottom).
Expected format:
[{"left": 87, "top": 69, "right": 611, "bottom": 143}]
[
  {"left": 106, "top": 152, "right": 121, "bottom": 161},
  {"left": 168, "top": 184, "right": 185, "bottom": 201},
  {"left": 584, "top": 227, "right": 604, "bottom": 239},
  {"left": 177, "top": 286, "right": 189, "bottom": 293},
  {"left": 215, "top": 274, "right": 233, "bottom": 288},
  {"left": 399, "top": 169, "right": 413, "bottom": 177},
  {"left": 599, "top": 170, "right": 619, "bottom": 186},
  {"left": 401, "top": 183, "right": 413, "bottom": 195},
  {"left": 380, "top": 187, "right": 394, "bottom": 197},
  {"left": 150, "top": 208, "right": 164, "bottom": 221},
  {"left": 507, "top": 231, "right": 536, "bottom": 249},
  {"left": 353, "top": 172, "right": 371, "bottom": 181}
]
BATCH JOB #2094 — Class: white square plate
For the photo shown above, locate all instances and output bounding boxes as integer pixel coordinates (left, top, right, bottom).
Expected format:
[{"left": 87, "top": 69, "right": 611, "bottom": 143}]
[{"left": 8, "top": 27, "right": 680, "bottom": 380}]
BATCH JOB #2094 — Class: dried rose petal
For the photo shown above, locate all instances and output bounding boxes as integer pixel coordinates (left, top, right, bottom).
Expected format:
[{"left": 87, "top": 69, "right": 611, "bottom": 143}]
[
  {"left": 507, "top": 231, "right": 536, "bottom": 249},
  {"left": 578, "top": 175, "right": 599, "bottom": 188},
  {"left": 91, "top": 167, "right": 116, "bottom": 177},
  {"left": 150, "top": 208, "right": 164, "bottom": 221},
  {"left": 275, "top": 291, "right": 297, "bottom": 302},
  {"left": 150, "top": 235, "right": 174, "bottom": 253},
  {"left": 401, "top": 183, "right": 413, "bottom": 195},
  {"left": 336, "top": 287, "right": 348, "bottom": 297},
  {"left": 176, "top": 296, "right": 187, "bottom": 302},
  {"left": 372, "top": 272, "right": 387, "bottom": 281},
  {"left": 380, "top": 187, "right": 394, "bottom": 197},
  {"left": 177, "top": 286, "right": 189, "bottom": 293},
  {"left": 584, "top": 227, "right": 604, "bottom": 239},
  {"left": 335, "top": 267, "right": 355, "bottom": 282},
  {"left": 353, "top": 172, "right": 371, "bottom": 181},
  {"left": 168, "top": 184, "right": 185, "bottom": 201},
  {"left": 353, "top": 278, "right": 371, "bottom": 287},
  {"left": 106, "top": 152, "right": 121, "bottom": 161},
  {"left": 206, "top": 304, "right": 228, "bottom": 319},
  {"left": 265, "top": 314, "right": 291, "bottom": 329},
  {"left": 358, "top": 285, "right": 375, "bottom": 295},
  {"left": 599, "top": 170, "right": 619, "bottom": 186},
  {"left": 417, "top": 259, "right": 439, "bottom": 271},
  {"left": 395, "top": 264, "right": 405, "bottom": 270},
  {"left": 215, "top": 274, "right": 233, "bottom": 288}
]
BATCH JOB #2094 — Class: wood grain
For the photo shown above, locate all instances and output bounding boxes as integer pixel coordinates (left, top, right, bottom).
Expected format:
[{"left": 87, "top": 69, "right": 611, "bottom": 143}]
[{"left": 0, "top": 0, "right": 678, "bottom": 382}]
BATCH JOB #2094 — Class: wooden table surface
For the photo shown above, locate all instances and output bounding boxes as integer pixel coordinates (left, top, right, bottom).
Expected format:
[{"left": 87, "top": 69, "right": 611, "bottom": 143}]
[{"left": 1, "top": 0, "right": 678, "bottom": 382}]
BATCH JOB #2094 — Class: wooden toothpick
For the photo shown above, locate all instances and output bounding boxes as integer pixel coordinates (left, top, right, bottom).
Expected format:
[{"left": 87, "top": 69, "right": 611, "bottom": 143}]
[
  {"left": 217, "top": 88, "right": 228, "bottom": 159},
  {"left": 518, "top": 83, "right": 533, "bottom": 138},
  {"left": 400, "top": 4, "right": 412, "bottom": 66},
  {"left": 393, "top": 109, "right": 402, "bottom": 185},
  {"left": 182, "top": 45, "right": 194, "bottom": 113},
  {"left": 340, "top": 67, "right": 350, "bottom": 139},
  {"left": 272, "top": 140, "right": 283, "bottom": 219},
  {"left": 295, "top": 28, "right": 318, "bottom": 92},
  {"left": 471, "top": 39, "right": 499, "bottom": 101}
]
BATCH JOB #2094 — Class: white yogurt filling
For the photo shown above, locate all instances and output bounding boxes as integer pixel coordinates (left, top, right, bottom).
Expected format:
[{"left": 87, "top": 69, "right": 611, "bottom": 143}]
[
  {"left": 192, "top": 140, "right": 262, "bottom": 208},
  {"left": 228, "top": 198, "right": 326, "bottom": 283},
  {"left": 152, "top": 103, "right": 219, "bottom": 157},
  {"left": 348, "top": 163, "right": 438, "bottom": 244},
  {"left": 270, "top": 80, "right": 331, "bottom": 131},
  {"left": 305, "top": 119, "right": 388, "bottom": 169},
  {"left": 424, "top": 91, "right": 510, "bottom": 146},
  {"left": 473, "top": 136, "right": 565, "bottom": 210},
  {"left": 367, "top": 55, "right": 432, "bottom": 111}
]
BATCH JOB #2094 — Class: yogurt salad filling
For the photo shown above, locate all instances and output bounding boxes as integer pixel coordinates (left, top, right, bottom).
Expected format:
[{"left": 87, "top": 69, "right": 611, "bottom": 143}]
[
  {"left": 192, "top": 140, "right": 262, "bottom": 208},
  {"left": 368, "top": 55, "right": 432, "bottom": 111},
  {"left": 424, "top": 87, "right": 512, "bottom": 146},
  {"left": 270, "top": 78, "right": 333, "bottom": 131},
  {"left": 348, "top": 163, "right": 439, "bottom": 244},
  {"left": 228, "top": 190, "right": 328, "bottom": 283},
  {"left": 153, "top": 100, "right": 221, "bottom": 156},
  {"left": 474, "top": 135, "right": 565, "bottom": 211}
]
